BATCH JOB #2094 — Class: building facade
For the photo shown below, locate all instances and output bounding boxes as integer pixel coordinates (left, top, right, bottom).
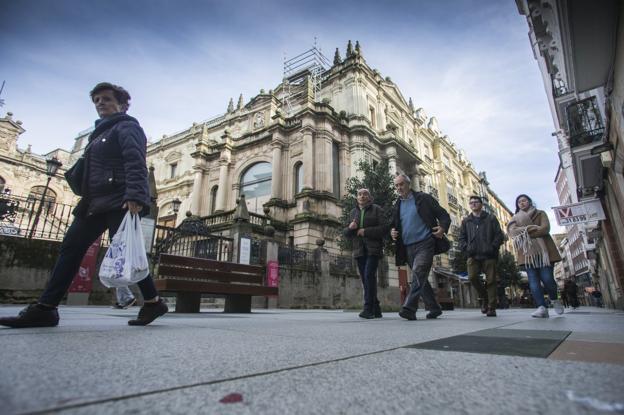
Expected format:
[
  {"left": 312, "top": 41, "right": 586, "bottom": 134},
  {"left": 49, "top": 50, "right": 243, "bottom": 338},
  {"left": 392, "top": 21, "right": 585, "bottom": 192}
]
[
  {"left": 144, "top": 42, "right": 513, "bottom": 286},
  {"left": 0, "top": 112, "right": 76, "bottom": 238},
  {"left": 517, "top": 0, "right": 624, "bottom": 308}
]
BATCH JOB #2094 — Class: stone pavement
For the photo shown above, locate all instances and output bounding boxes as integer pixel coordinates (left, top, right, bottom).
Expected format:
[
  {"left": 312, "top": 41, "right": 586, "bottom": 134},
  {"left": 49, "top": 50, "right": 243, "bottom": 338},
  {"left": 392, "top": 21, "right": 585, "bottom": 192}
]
[{"left": 1, "top": 305, "right": 623, "bottom": 415}]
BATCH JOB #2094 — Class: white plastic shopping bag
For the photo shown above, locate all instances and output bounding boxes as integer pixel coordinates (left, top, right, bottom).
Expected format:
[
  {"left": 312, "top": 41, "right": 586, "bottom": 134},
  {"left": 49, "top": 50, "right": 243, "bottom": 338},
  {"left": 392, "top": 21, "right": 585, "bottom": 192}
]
[{"left": 99, "top": 211, "right": 150, "bottom": 288}]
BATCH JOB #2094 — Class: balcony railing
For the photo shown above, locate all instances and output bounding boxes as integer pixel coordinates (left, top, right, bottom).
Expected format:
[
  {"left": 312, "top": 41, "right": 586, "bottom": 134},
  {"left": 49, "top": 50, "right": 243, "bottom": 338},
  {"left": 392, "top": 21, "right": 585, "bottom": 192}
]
[
  {"left": 566, "top": 97, "right": 605, "bottom": 148},
  {"left": 428, "top": 186, "right": 439, "bottom": 200},
  {"left": 448, "top": 194, "right": 459, "bottom": 208}
]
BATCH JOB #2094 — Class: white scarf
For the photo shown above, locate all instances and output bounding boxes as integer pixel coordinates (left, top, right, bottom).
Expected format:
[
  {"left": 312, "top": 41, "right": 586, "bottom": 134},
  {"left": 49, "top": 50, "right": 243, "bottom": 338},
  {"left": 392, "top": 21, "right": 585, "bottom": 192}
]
[{"left": 507, "top": 207, "right": 550, "bottom": 268}]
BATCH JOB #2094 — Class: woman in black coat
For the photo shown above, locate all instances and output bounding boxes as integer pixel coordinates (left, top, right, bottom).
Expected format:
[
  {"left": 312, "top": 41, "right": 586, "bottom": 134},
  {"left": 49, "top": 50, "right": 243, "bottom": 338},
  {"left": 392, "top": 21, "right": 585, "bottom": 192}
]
[
  {"left": 343, "top": 188, "right": 389, "bottom": 319},
  {"left": 0, "top": 82, "right": 168, "bottom": 328}
]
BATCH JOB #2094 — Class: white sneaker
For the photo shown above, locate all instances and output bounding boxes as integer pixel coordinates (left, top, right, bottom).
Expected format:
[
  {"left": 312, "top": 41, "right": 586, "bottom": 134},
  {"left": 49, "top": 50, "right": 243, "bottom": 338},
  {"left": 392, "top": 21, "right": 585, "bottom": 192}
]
[
  {"left": 531, "top": 306, "right": 549, "bottom": 318},
  {"left": 553, "top": 300, "right": 564, "bottom": 315}
]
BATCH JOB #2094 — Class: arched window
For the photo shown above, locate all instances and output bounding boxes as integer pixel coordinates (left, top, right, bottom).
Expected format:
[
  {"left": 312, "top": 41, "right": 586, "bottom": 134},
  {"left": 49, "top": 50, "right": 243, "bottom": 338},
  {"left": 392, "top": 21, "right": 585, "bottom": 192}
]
[
  {"left": 27, "top": 186, "right": 57, "bottom": 212},
  {"left": 294, "top": 162, "right": 303, "bottom": 195},
  {"left": 210, "top": 185, "right": 218, "bottom": 214},
  {"left": 240, "top": 162, "right": 271, "bottom": 214},
  {"left": 0, "top": 176, "right": 5, "bottom": 194}
]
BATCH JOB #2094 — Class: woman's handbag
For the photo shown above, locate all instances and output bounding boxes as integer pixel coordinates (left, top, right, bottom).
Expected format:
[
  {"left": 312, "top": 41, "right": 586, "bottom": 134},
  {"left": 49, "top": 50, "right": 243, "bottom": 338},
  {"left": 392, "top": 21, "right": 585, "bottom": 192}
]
[
  {"left": 64, "top": 139, "right": 96, "bottom": 196},
  {"left": 64, "top": 157, "right": 86, "bottom": 196}
]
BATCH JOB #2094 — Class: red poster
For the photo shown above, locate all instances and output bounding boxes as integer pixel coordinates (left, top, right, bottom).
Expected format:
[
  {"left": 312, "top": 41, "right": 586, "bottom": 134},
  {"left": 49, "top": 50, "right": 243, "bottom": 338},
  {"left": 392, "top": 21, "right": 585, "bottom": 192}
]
[
  {"left": 68, "top": 236, "right": 102, "bottom": 293},
  {"left": 266, "top": 260, "right": 279, "bottom": 289}
]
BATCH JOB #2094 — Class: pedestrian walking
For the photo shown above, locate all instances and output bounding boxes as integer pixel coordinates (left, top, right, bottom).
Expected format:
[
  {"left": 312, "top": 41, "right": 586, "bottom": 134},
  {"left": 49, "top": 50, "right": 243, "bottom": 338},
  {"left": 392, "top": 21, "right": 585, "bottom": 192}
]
[
  {"left": 457, "top": 195, "right": 505, "bottom": 317},
  {"left": 565, "top": 278, "right": 580, "bottom": 309},
  {"left": 507, "top": 194, "right": 563, "bottom": 318},
  {"left": 560, "top": 290, "right": 569, "bottom": 308},
  {"left": 343, "top": 188, "right": 389, "bottom": 319},
  {"left": 0, "top": 82, "right": 168, "bottom": 328},
  {"left": 391, "top": 174, "right": 451, "bottom": 321},
  {"left": 113, "top": 286, "right": 137, "bottom": 309}
]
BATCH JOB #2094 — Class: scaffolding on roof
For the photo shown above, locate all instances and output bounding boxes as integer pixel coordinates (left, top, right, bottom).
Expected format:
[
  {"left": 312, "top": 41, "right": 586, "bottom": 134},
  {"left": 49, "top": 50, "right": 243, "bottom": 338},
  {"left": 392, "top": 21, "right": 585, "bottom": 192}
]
[{"left": 282, "top": 42, "right": 330, "bottom": 116}]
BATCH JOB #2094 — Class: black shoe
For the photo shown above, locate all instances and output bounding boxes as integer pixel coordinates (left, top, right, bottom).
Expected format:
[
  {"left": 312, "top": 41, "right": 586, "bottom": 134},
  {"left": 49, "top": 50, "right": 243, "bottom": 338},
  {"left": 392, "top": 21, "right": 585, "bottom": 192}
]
[
  {"left": 486, "top": 308, "right": 497, "bottom": 317},
  {"left": 113, "top": 298, "right": 136, "bottom": 309},
  {"left": 0, "top": 304, "right": 59, "bottom": 328},
  {"left": 374, "top": 306, "right": 383, "bottom": 319},
  {"left": 399, "top": 308, "right": 416, "bottom": 321},
  {"left": 128, "top": 299, "right": 168, "bottom": 326},
  {"left": 480, "top": 299, "right": 488, "bottom": 314},
  {"left": 359, "top": 310, "right": 375, "bottom": 319},
  {"left": 426, "top": 309, "right": 442, "bottom": 319}
]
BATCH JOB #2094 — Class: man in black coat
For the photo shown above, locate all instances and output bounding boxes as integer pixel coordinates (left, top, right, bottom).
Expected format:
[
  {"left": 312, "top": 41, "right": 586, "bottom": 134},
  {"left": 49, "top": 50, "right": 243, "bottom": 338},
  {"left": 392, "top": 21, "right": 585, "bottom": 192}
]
[
  {"left": 343, "top": 188, "right": 389, "bottom": 319},
  {"left": 0, "top": 82, "right": 168, "bottom": 328},
  {"left": 391, "top": 174, "right": 451, "bottom": 321},
  {"left": 457, "top": 195, "right": 505, "bottom": 317}
]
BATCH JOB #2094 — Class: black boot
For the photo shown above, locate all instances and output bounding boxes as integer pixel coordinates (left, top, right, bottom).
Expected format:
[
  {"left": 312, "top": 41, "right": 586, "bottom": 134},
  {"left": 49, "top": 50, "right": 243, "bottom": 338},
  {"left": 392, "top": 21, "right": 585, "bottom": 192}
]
[
  {"left": 128, "top": 299, "right": 168, "bottom": 326},
  {"left": 0, "top": 304, "right": 59, "bottom": 328},
  {"left": 480, "top": 298, "right": 488, "bottom": 314},
  {"left": 373, "top": 304, "right": 383, "bottom": 318},
  {"left": 358, "top": 309, "right": 375, "bottom": 319}
]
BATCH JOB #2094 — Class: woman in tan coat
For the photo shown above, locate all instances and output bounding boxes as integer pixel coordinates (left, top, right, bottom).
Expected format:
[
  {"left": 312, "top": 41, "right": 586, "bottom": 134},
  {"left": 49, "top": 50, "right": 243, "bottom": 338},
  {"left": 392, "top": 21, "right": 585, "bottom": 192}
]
[{"left": 507, "top": 194, "right": 562, "bottom": 318}]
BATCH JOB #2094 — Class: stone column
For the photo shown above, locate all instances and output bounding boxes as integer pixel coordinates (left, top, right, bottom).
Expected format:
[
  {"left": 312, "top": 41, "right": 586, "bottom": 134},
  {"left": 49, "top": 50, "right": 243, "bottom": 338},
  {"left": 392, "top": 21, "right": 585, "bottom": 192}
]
[
  {"left": 190, "top": 169, "right": 204, "bottom": 215},
  {"left": 215, "top": 159, "right": 230, "bottom": 212},
  {"left": 316, "top": 134, "right": 332, "bottom": 193},
  {"left": 270, "top": 142, "right": 283, "bottom": 199},
  {"left": 302, "top": 129, "right": 314, "bottom": 190},
  {"left": 386, "top": 146, "right": 397, "bottom": 176}
]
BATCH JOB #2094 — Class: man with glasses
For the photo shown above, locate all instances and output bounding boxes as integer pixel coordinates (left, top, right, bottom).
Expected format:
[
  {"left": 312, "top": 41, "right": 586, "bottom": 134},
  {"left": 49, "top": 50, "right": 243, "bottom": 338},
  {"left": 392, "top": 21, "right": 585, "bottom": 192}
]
[{"left": 458, "top": 195, "right": 505, "bottom": 317}]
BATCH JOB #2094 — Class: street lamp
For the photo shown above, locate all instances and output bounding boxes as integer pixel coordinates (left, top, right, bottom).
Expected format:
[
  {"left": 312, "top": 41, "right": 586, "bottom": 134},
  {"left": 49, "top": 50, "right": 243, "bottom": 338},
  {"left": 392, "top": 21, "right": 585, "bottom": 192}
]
[
  {"left": 171, "top": 198, "right": 182, "bottom": 214},
  {"left": 28, "top": 156, "right": 62, "bottom": 239}
]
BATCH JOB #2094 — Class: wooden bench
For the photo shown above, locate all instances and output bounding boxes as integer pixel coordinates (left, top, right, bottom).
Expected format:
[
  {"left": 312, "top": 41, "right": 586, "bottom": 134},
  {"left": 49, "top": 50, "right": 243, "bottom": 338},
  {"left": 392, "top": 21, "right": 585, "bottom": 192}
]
[{"left": 154, "top": 253, "right": 278, "bottom": 313}]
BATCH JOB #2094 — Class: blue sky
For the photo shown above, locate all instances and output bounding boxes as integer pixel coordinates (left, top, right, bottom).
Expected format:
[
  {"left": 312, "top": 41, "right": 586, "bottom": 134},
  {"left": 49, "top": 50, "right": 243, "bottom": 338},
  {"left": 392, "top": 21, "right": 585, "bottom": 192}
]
[{"left": 1, "top": 0, "right": 563, "bottom": 229}]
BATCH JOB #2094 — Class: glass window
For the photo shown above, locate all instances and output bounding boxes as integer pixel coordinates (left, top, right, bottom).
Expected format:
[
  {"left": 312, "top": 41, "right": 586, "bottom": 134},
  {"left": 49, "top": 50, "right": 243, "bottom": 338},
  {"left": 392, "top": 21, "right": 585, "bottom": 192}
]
[
  {"left": 170, "top": 163, "right": 177, "bottom": 179},
  {"left": 241, "top": 162, "right": 272, "bottom": 214},
  {"left": 0, "top": 176, "right": 5, "bottom": 194},
  {"left": 294, "top": 162, "right": 303, "bottom": 194}
]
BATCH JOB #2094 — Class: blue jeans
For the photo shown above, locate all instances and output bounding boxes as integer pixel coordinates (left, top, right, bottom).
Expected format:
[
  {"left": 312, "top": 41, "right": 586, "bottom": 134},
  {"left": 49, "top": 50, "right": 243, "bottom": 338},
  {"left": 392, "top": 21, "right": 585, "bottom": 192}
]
[
  {"left": 403, "top": 237, "right": 440, "bottom": 313},
  {"left": 39, "top": 210, "right": 158, "bottom": 306},
  {"left": 356, "top": 255, "right": 380, "bottom": 312},
  {"left": 526, "top": 265, "right": 557, "bottom": 308},
  {"left": 116, "top": 286, "right": 135, "bottom": 304}
]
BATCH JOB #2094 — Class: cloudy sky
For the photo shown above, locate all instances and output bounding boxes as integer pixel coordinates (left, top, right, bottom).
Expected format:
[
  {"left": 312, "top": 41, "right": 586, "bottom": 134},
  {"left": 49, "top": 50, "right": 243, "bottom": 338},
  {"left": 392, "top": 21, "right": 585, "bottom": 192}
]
[{"left": 1, "top": 0, "right": 564, "bottom": 230}]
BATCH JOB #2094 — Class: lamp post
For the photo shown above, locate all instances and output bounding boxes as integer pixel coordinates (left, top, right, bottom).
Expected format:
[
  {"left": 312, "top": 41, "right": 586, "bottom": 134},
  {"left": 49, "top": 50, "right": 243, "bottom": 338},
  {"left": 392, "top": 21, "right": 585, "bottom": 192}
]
[
  {"left": 172, "top": 198, "right": 182, "bottom": 214},
  {"left": 28, "top": 156, "right": 62, "bottom": 239}
]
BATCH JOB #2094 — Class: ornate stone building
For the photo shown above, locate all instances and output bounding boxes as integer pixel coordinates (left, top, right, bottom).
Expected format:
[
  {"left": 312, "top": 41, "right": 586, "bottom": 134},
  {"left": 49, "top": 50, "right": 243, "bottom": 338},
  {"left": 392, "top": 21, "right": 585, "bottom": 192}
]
[
  {"left": 517, "top": 0, "right": 624, "bottom": 308},
  {"left": 145, "top": 42, "right": 512, "bottom": 278},
  {"left": 0, "top": 112, "right": 76, "bottom": 238}
]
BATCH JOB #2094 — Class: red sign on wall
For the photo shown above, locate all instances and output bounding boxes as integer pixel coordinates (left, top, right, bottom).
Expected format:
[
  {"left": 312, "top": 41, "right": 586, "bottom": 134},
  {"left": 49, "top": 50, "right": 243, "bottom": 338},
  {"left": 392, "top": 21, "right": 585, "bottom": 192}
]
[
  {"left": 68, "top": 236, "right": 102, "bottom": 293},
  {"left": 266, "top": 260, "right": 279, "bottom": 291}
]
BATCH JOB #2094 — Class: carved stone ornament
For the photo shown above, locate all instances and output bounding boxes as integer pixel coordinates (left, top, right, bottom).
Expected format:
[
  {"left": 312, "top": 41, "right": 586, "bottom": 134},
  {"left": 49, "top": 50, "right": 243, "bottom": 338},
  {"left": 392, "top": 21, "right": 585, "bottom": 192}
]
[{"left": 253, "top": 111, "right": 265, "bottom": 129}]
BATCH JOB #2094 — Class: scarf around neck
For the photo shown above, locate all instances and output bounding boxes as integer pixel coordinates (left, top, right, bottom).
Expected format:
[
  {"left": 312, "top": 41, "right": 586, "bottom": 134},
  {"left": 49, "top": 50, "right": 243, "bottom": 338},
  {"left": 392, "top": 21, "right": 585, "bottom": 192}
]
[{"left": 507, "top": 207, "right": 550, "bottom": 268}]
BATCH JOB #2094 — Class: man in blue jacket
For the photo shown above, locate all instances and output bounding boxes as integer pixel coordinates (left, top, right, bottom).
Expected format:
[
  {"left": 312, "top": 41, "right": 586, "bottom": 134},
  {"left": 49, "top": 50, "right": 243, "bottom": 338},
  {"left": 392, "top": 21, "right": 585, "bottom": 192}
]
[
  {"left": 0, "top": 82, "right": 168, "bottom": 328},
  {"left": 391, "top": 174, "right": 451, "bottom": 321}
]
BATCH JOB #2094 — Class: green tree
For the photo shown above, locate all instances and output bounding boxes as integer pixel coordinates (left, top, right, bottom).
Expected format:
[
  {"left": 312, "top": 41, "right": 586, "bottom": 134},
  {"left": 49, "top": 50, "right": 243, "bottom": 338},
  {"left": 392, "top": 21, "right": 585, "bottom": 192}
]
[
  {"left": 450, "top": 225, "right": 467, "bottom": 273},
  {"left": 338, "top": 159, "right": 397, "bottom": 253},
  {"left": 497, "top": 250, "right": 521, "bottom": 305}
]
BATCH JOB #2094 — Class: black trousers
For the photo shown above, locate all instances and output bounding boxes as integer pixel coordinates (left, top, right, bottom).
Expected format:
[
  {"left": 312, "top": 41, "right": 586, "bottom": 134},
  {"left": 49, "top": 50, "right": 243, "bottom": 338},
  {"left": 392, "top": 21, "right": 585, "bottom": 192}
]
[{"left": 39, "top": 210, "right": 159, "bottom": 306}]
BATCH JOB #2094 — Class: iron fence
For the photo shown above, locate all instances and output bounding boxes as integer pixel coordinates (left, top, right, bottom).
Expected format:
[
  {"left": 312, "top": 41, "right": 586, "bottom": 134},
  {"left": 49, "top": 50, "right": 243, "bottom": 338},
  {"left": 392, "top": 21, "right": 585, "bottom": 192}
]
[
  {"left": 277, "top": 244, "right": 316, "bottom": 269},
  {"left": 152, "top": 224, "right": 233, "bottom": 262},
  {"left": 0, "top": 192, "right": 75, "bottom": 240},
  {"left": 329, "top": 253, "right": 356, "bottom": 274}
]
